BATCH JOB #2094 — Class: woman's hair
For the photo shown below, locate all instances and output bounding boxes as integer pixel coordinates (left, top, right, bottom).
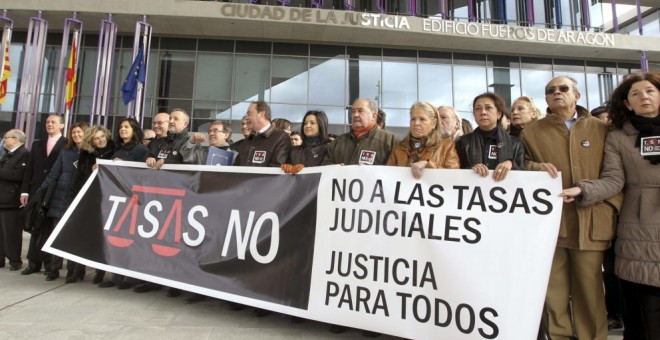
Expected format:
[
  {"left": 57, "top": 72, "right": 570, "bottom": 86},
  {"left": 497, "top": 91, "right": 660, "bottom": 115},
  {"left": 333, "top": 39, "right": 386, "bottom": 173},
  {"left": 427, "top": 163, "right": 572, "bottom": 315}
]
[
  {"left": 407, "top": 101, "right": 443, "bottom": 149},
  {"left": 461, "top": 119, "right": 474, "bottom": 134},
  {"left": 82, "top": 125, "right": 112, "bottom": 152},
  {"left": 472, "top": 92, "right": 508, "bottom": 125},
  {"left": 114, "top": 117, "right": 143, "bottom": 149},
  {"left": 66, "top": 122, "right": 89, "bottom": 148},
  {"left": 301, "top": 110, "right": 330, "bottom": 144},
  {"left": 609, "top": 72, "right": 660, "bottom": 128},
  {"left": 512, "top": 96, "right": 542, "bottom": 121}
]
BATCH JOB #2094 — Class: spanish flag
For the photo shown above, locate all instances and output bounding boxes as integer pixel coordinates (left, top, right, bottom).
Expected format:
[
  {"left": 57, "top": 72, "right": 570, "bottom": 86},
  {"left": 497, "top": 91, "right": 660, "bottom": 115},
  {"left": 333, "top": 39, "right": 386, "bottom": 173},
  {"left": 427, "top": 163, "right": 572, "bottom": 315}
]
[
  {"left": 0, "top": 40, "right": 10, "bottom": 104},
  {"left": 65, "top": 39, "right": 77, "bottom": 110}
]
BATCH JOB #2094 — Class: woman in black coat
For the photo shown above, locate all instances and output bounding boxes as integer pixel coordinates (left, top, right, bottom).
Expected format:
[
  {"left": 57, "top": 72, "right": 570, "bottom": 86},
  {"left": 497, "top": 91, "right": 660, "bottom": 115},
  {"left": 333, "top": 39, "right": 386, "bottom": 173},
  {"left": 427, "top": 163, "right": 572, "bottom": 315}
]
[
  {"left": 66, "top": 125, "right": 114, "bottom": 284},
  {"left": 96, "top": 118, "right": 147, "bottom": 289},
  {"left": 36, "top": 122, "right": 88, "bottom": 282},
  {"left": 112, "top": 117, "right": 148, "bottom": 162},
  {"left": 284, "top": 110, "right": 330, "bottom": 173},
  {"left": 455, "top": 92, "right": 525, "bottom": 182}
]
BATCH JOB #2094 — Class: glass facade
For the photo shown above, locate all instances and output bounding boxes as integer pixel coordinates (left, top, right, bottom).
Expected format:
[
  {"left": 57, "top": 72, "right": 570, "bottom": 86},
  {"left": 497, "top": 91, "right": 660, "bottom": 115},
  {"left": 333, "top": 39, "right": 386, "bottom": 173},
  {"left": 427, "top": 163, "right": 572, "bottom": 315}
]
[{"left": 0, "top": 33, "right": 642, "bottom": 139}]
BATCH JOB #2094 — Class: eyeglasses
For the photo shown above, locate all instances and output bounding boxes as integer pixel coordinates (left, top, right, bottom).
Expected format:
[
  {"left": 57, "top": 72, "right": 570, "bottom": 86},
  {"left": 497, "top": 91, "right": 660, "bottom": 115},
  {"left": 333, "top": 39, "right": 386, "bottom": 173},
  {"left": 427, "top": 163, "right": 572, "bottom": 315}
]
[
  {"left": 208, "top": 129, "right": 227, "bottom": 134},
  {"left": 153, "top": 121, "right": 168, "bottom": 126},
  {"left": 545, "top": 85, "right": 571, "bottom": 95},
  {"left": 3, "top": 135, "right": 16, "bottom": 139}
]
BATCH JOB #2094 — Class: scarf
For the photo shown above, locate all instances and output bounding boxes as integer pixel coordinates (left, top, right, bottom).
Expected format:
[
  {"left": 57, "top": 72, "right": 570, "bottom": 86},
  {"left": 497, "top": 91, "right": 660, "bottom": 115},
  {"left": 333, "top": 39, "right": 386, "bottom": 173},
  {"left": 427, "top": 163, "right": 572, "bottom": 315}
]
[
  {"left": 629, "top": 113, "right": 660, "bottom": 165},
  {"left": 509, "top": 125, "right": 523, "bottom": 138},
  {"left": 352, "top": 122, "right": 376, "bottom": 140},
  {"left": 408, "top": 137, "right": 427, "bottom": 163}
]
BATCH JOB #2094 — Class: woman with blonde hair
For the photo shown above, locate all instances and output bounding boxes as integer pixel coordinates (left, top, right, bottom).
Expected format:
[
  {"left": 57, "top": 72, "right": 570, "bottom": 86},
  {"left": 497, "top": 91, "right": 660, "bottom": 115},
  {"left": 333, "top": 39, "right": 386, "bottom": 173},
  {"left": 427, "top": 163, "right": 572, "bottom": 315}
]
[
  {"left": 387, "top": 101, "right": 460, "bottom": 178},
  {"left": 67, "top": 125, "right": 114, "bottom": 284},
  {"left": 509, "top": 96, "right": 541, "bottom": 137}
]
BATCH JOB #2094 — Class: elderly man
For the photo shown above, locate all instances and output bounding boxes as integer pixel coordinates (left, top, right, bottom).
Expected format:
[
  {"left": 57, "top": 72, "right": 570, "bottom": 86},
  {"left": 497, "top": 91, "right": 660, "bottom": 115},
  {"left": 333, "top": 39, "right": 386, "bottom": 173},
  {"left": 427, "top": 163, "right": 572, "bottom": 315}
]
[
  {"left": 437, "top": 106, "right": 463, "bottom": 141},
  {"left": 181, "top": 120, "right": 234, "bottom": 165},
  {"left": 232, "top": 101, "right": 290, "bottom": 167},
  {"left": 520, "top": 76, "right": 622, "bottom": 340},
  {"left": 134, "top": 110, "right": 190, "bottom": 296},
  {"left": 323, "top": 98, "right": 398, "bottom": 166},
  {"left": 20, "top": 115, "right": 67, "bottom": 276},
  {"left": 145, "top": 109, "right": 190, "bottom": 169},
  {"left": 0, "top": 130, "right": 29, "bottom": 271}
]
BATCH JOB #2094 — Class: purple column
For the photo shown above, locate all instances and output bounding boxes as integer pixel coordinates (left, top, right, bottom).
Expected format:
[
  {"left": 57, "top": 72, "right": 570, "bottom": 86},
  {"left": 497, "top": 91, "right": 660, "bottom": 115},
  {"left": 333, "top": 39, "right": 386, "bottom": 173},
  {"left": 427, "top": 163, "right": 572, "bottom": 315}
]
[
  {"left": 611, "top": 0, "right": 618, "bottom": 32},
  {"left": 581, "top": 0, "right": 590, "bottom": 30},
  {"left": 468, "top": 0, "right": 476, "bottom": 22},
  {"left": 526, "top": 0, "right": 534, "bottom": 26}
]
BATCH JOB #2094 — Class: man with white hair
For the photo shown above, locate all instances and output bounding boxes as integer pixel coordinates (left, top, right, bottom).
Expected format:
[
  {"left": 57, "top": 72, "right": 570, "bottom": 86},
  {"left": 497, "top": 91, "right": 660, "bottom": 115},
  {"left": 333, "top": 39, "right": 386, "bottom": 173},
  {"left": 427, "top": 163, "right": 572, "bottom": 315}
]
[
  {"left": 0, "top": 129, "right": 29, "bottom": 271},
  {"left": 437, "top": 105, "right": 463, "bottom": 141}
]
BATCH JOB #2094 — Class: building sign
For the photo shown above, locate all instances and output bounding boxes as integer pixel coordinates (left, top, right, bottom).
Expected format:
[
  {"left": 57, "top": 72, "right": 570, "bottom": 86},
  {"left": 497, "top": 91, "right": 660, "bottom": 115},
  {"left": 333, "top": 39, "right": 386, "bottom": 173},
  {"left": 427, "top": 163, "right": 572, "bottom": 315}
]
[{"left": 217, "top": 4, "right": 615, "bottom": 47}]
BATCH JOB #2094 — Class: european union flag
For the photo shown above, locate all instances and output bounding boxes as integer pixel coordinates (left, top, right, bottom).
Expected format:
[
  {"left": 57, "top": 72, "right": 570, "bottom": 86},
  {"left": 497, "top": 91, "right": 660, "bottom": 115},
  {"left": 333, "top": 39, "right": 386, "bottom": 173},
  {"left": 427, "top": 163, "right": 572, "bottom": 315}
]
[{"left": 121, "top": 46, "right": 146, "bottom": 105}]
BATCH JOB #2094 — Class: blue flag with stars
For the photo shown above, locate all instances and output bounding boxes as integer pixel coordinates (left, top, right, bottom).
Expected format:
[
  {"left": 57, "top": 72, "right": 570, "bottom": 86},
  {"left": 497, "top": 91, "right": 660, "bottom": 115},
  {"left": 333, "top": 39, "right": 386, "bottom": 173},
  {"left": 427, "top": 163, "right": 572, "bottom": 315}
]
[{"left": 121, "top": 46, "right": 146, "bottom": 105}]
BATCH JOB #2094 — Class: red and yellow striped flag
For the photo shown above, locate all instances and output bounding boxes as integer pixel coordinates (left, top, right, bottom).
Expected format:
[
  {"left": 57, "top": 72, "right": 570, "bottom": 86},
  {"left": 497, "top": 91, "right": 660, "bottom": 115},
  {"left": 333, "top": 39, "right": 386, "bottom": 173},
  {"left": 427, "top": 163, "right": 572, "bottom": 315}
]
[
  {"left": 65, "top": 39, "right": 77, "bottom": 110},
  {"left": 0, "top": 40, "right": 10, "bottom": 104}
]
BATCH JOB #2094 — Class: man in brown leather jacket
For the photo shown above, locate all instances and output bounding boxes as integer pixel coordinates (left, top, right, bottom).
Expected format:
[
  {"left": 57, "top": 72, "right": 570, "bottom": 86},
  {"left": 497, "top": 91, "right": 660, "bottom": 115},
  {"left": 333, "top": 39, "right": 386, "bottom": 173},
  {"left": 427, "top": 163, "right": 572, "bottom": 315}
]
[{"left": 232, "top": 101, "right": 290, "bottom": 167}]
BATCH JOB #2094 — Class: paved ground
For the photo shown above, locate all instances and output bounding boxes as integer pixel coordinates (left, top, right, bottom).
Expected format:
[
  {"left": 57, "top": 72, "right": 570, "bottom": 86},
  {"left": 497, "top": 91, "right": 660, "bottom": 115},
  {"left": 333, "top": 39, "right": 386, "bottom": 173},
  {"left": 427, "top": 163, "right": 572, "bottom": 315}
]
[{"left": 0, "top": 234, "right": 625, "bottom": 339}]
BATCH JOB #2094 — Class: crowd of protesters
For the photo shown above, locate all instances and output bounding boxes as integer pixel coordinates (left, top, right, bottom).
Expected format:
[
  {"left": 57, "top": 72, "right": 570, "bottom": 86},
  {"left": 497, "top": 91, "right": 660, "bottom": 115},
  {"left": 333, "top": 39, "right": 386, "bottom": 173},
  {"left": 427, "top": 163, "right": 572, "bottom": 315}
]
[{"left": 0, "top": 73, "right": 659, "bottom": 340}]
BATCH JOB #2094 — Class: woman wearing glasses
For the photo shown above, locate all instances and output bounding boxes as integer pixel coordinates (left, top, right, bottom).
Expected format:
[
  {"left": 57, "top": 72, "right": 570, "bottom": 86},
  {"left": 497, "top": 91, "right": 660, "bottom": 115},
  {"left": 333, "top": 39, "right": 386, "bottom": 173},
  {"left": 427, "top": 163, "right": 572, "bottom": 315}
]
[{"left": 455, "top": 92, "right": 525, "bottom": 181}]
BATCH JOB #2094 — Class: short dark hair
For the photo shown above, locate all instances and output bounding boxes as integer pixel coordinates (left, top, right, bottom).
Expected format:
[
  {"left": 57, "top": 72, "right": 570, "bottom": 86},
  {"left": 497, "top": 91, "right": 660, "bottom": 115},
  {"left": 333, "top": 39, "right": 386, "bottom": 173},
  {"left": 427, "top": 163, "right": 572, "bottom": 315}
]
[
  {"left": 251, "top": 101, "right": 272, "bottom": 121},
  {"left": 472, "top": 92, "right": 508, "bottom": 125}
]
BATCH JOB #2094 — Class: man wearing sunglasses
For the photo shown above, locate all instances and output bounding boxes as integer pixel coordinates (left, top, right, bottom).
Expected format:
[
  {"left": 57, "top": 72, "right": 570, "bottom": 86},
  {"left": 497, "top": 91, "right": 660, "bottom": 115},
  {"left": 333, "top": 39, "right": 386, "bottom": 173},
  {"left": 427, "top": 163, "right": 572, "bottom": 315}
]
[{"left": 520, "top": 76, "right": 623, "bottom": 340}]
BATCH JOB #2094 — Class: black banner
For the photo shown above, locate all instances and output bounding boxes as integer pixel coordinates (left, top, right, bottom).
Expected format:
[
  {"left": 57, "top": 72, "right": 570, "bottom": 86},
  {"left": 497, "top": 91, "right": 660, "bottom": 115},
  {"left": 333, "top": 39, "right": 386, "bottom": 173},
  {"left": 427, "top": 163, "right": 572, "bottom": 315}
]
[{"left": 51, "top": 163, "right": 320, "bottom": 309}]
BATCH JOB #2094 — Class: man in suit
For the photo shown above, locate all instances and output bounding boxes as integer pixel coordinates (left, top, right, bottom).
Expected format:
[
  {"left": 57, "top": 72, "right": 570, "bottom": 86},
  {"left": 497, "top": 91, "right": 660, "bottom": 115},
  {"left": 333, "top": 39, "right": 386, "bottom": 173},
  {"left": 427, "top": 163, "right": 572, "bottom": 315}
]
[
  {"left": 19, "top": 114, "right": 66, "bottom": 277},
  {"left": 0, "top": 130, "right": 29, "bottom": 271}
]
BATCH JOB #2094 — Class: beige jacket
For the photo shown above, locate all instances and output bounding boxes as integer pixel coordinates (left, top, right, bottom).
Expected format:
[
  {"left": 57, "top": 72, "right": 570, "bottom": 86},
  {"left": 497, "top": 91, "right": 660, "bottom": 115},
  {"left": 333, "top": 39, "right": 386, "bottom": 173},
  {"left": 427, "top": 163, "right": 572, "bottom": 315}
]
[{"left": 520, "top": 106, "right": 623, "bottom": 250}]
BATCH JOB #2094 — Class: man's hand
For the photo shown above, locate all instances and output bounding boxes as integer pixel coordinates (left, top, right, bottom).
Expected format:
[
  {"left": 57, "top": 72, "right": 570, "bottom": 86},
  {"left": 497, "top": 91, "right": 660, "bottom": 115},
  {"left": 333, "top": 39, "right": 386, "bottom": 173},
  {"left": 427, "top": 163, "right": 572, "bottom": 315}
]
[
  {"left": 190, "top": 133, "right": 206, "bottom": 144},
  {"left": 540, "top": 162, "right": 559, "bottom": 178}
]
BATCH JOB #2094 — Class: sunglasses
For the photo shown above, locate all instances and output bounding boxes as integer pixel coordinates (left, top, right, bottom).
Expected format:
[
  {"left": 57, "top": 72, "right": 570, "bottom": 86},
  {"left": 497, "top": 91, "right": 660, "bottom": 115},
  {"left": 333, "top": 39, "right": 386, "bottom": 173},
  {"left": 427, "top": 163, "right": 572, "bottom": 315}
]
[{"left": 545, "top": 85, "right": 571, "bottom": 95}]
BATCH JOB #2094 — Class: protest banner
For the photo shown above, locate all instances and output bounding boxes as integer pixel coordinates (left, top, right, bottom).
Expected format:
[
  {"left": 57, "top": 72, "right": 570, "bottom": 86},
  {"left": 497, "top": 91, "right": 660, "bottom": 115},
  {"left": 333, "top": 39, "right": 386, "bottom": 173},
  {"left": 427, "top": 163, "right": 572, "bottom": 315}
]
[{"left": 45, "top": 160, "right": 562, "bottom": 339}]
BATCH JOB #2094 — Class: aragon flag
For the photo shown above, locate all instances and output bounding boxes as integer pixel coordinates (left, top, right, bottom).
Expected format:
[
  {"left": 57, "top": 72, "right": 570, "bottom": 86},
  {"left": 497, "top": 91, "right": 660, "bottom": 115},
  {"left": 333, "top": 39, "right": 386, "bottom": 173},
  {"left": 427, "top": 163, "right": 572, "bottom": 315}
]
[
  {"left": 121, "top": 46, "right": 146, "bottom": 105},
  {"left": 0, "top": 40, "right": 11, "bottom": 104},
  {"left": 65, "top": 39, "right": 77, "bottom": 110}
]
